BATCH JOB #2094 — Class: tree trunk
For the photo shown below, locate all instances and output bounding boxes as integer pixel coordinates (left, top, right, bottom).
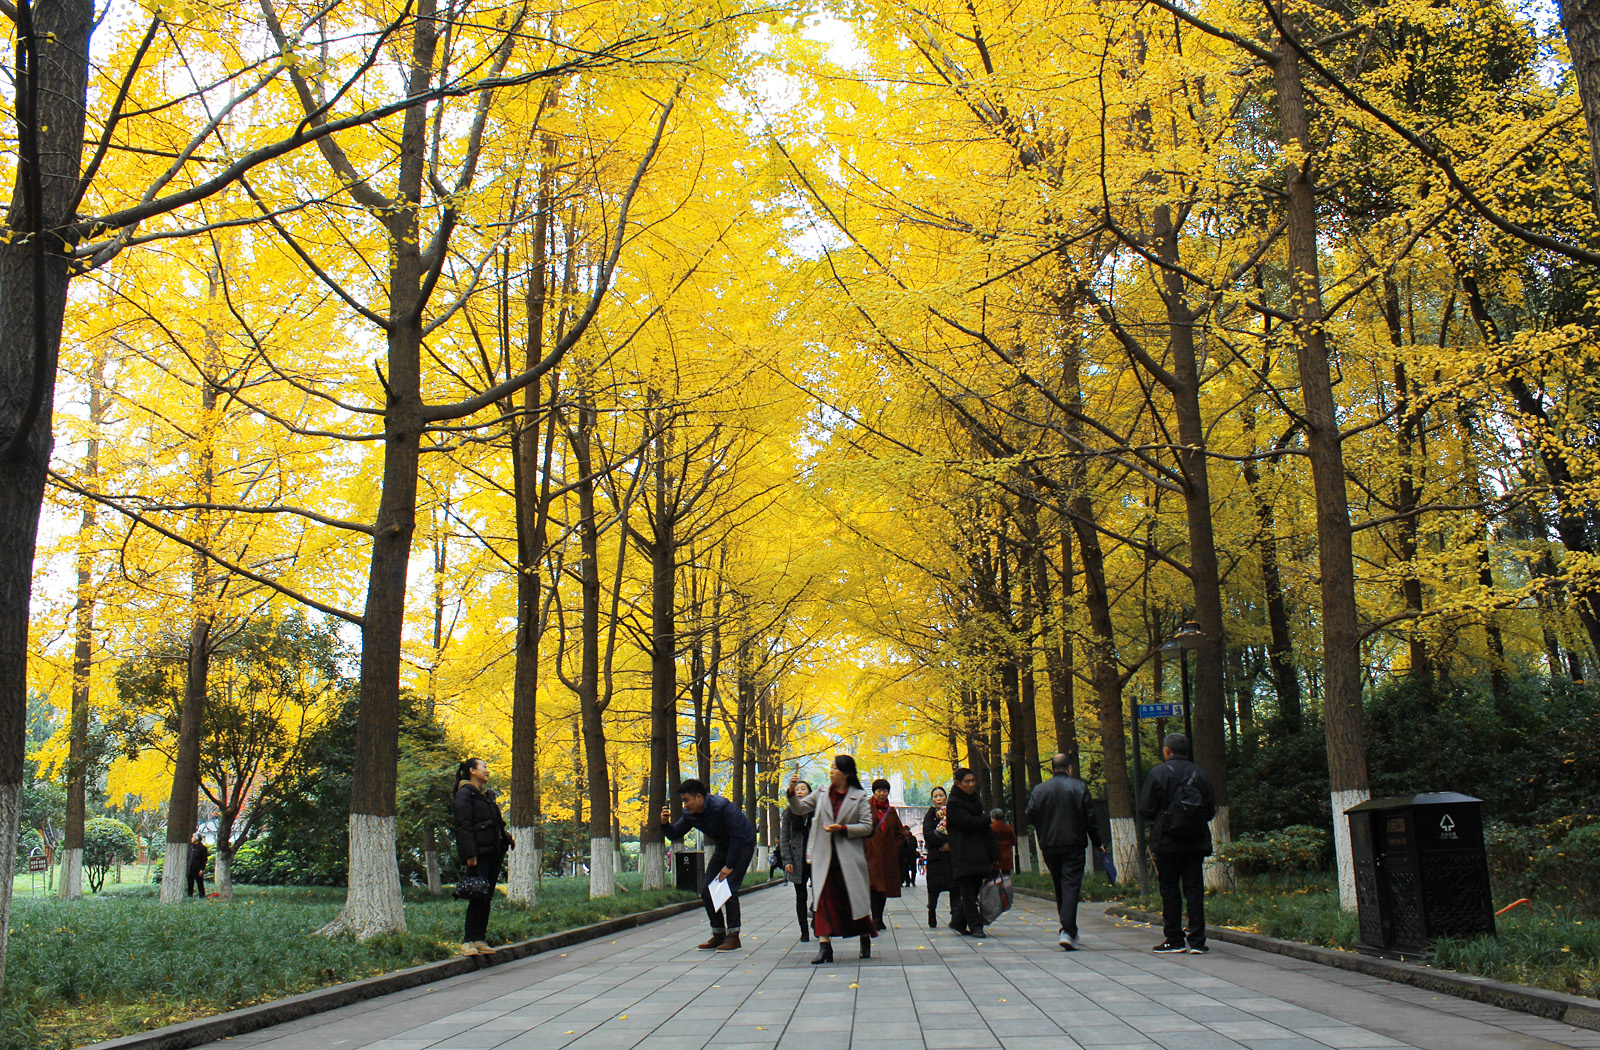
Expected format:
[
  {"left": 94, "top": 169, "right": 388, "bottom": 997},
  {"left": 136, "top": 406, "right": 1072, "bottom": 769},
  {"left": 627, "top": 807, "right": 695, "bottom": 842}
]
[
  {"left": 1383, "top": 279, "right": 1432, "bottom": 680},
  {"left": 0, "top": 0, "right": 93, "bottom": 986},
  {"left": 1274, "top": 37, "right": 1370, "bottom": 910},
  {"left": 1240, "top": 409, "right": 1302, "bottom": 728},
  {"left": 642, "top": 401, "right": 675, "bottom": 890},
  {"left": 61, "top": 363, "right": 101, "bottom": 901},
  {"left": 1560, "top": 0, "right": 1600, "bottom": 213},
  {"left": 424, "top": 823, "right": 443, "bottom": 896},
  {"left": 571, "top": 392, "right": 614, "bottom": 898}
]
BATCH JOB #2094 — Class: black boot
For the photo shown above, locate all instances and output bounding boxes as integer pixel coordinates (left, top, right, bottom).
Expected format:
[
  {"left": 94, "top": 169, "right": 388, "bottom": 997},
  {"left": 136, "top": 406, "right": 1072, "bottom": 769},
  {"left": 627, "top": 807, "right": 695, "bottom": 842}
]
[
  {"left": 860, "top": 934, "right": 871, "bottom": 959},
  {"left": 927, "top": 908, "right": 937, "bottom": 930},
  {"left": 799, "top": 920, "right": 810, "bottom": 943},
  {"left": 810, "top": 940, "right": 833, "bottom": 965}
]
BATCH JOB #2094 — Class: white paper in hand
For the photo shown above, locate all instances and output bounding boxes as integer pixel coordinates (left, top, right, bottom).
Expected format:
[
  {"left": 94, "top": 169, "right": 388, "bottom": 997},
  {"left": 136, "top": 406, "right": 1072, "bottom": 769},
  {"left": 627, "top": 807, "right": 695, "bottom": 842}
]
[{"left": 708, "top": 874, "right": 733, "bottom": 913}]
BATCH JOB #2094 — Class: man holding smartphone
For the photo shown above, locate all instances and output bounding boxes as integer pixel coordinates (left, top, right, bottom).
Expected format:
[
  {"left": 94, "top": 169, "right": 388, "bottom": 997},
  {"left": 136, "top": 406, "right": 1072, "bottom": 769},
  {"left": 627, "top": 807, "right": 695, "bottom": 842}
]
[{"left": 661, "top": 778, "right": 757, "bottom": 952}]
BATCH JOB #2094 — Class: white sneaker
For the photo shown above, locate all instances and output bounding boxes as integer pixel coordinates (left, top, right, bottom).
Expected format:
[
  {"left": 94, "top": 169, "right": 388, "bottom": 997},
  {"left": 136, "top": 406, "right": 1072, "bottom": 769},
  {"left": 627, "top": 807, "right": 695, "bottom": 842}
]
[{"left": 1058, "top": 931, "right": 1070, "bottom": 948}]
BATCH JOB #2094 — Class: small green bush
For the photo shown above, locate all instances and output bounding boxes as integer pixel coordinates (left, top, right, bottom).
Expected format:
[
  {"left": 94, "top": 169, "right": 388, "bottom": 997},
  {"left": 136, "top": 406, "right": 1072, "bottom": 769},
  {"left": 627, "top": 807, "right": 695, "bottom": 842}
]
[
  {"left": 1215, "top": 825, "right": 1329, "bottom": 876},
  {"left": 83, "top": 818, "right": 138, "bottom": 893}
]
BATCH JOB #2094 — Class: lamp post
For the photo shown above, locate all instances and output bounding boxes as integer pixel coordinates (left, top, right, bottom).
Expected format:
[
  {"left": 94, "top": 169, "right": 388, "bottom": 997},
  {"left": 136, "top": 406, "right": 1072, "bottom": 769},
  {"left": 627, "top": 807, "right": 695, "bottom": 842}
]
[{"left": 1161, "top": 619, "right": 1205, "bottom": 745}]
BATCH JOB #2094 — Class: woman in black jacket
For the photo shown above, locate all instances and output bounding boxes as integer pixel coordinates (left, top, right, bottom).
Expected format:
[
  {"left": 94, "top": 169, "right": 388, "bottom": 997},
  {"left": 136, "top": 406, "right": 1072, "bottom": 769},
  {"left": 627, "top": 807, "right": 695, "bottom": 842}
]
[
  {"left": 921, "top": 786, "right": 952, "bottom": 929},
  {"left": 453, "top": 758, "right": 513, "bottom": 956},
  {"left": 945, "top": 768, "right": 998, "bottom": 937}
]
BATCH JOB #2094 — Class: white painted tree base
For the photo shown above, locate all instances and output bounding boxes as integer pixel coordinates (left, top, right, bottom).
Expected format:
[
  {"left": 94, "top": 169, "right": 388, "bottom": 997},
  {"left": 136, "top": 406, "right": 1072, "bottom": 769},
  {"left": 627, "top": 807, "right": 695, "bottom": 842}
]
[
  {"left": 214, "top": 851, "right": 233, "bottom": 900},
  {"left": 1110, "top": 816, "right": 1139, "bottom": 887},
  {"left": 424, "top": 848, "right": 441, "bottom": 896},
  {"left": 1204, "top": 806, "right": 1234, "bottom": 890},
  {"left": 589, "top": 836, "right": 615, "bottom": 898},
  {"left": 1331, "top": 788, "right": 1368, "bottom": 912},
  {"left": 0, "top": 780, "right": 23, "bottom": 980},
  {"left": 317, "top": 814, "right": 406, "bottom": 940},
  {"left": 506, "top": 832, "right": 540, "bottom": 906},
  {"left": 159, "top": 843, "right": 188, "bottom": 903},
  {"left": 58, "top": 848, "right": 83, "bottom": 900},
  {"left": 1015, "top": 830, "right": 1033, "bottom": 874},
  {"left": 641, "top": 841, "right": 665, "bottom": 890}
]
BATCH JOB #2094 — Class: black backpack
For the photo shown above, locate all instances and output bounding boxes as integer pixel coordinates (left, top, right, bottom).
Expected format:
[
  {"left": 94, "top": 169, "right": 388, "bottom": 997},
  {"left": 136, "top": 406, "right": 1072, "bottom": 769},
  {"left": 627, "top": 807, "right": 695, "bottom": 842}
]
[{"left": 1165, "top": 766, "right": 1209, "bottom": 834}]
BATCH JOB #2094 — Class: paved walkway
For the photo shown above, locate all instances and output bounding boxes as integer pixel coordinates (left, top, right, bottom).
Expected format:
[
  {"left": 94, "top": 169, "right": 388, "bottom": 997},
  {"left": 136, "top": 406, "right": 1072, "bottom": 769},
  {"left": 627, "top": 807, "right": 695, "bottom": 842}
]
[{"left": 207, "top": 883, "right": 1600, "bottom": 1050}]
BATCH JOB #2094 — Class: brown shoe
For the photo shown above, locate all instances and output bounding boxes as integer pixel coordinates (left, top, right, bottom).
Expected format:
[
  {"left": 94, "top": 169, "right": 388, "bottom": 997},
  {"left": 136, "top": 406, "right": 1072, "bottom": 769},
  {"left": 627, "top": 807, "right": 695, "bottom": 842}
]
[
  {"left": 716, "top": 934, "right": 742, "bottom": 952},
  {"left": 697, "top": 932, "right": 726, "bottom": 950}
]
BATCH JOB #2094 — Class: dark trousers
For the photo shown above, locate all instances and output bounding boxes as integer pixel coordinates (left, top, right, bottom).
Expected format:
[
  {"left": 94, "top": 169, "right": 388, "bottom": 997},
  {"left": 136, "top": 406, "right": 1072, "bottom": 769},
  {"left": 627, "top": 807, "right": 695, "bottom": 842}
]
[
  {"left": 793, "top": 880, "right": 809, "bottom": 929},
  {"left": 1156, "top": 850, "right": 1206, "bottom": 948},
  {"left": 953, "top": 873, "right": 984, "bottom": 932},
  {"left": 464, "top": 854, "right": 501, "bottom": 943},
  {"left": 702, "top": 852, "right": 747, "bottom": 933},
  {"left": 927, "top": 888, "right": 949, "bottom": 924},
  {"left": 870, "top": 889, "right": 887, "bottom": 928},
  {"left": 1042, "top": 847, "right": 1087, "bottom": 938},
  {"left": 186, "top": 870, "right": 206, "bottom": 897}
]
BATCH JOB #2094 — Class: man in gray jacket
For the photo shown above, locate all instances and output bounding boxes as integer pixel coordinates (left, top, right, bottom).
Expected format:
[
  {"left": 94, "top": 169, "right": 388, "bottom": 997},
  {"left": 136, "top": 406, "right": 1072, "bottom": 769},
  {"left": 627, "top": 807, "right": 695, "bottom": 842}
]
[{"left": 1025, "top": 753, "right": 1104, "bottom": 950}]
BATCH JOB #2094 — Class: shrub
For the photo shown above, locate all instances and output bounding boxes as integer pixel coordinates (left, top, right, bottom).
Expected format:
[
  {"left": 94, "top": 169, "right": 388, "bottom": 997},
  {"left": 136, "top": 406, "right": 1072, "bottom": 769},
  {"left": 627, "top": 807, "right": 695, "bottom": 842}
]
[
  {"left": 1215, "top": 825, "right": 1329, "bottom": 876},
  {"left": 82, "top": 818, "right": 138, "bottom": 893},
  {"left": 1531, "top": 822, "right": 1600, "bottom": 901},
  {"left": 1486, "top": 820, "right": 1543, "bottom": 899}
]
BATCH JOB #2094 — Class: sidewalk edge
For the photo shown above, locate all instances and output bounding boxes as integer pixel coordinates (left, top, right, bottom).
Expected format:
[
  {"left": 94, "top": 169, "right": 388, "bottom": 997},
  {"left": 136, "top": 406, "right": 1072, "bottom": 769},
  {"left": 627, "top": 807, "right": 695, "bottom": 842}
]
[
  {"left": 1099, "top": 902, "right": 1600, "bottom": 1033},
  {"left": 76, "top": 878, "right": 785, "bottom": 1050}
]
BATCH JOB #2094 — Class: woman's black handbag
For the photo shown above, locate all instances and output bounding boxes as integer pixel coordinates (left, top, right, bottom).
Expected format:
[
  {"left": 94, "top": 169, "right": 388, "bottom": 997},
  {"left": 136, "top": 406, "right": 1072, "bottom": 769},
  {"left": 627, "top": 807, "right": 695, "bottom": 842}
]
[{"left": 453, "top": 875, "right": 494, "bottom": 901}]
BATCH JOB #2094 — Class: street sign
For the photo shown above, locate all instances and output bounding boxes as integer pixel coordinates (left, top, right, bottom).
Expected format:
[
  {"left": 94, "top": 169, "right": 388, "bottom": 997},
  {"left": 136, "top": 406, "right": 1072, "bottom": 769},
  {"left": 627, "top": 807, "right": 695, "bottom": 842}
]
[
  {"left": 1136, "top": 702, "right": 1182, "bottom": 720},
  {"left": 27, "top": 856, "right": 46, "bottom": 873}
]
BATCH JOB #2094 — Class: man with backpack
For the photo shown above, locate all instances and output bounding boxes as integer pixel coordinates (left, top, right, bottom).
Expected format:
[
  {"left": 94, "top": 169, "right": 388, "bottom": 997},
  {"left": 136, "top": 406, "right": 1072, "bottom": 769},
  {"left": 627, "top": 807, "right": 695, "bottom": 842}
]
[{"left": 1138, "top": 733, "right": 1217, "bottom": 954}]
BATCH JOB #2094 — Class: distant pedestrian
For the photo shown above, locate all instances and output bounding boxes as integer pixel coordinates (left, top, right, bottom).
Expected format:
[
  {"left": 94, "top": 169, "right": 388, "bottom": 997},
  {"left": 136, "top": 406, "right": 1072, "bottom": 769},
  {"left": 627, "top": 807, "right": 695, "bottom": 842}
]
[
  {"left": 922, "top": 787, "right": 952, "bottom": 929},
  {"left": 186, "top": 833, "right": 208, "bottom": 898},
  {"left": 898, "top": 827, "right": 918, "bottom": 887},
  {"left": 1025, "top": 753, "right": 1105, "bottom": 950},
  {"left": 780, "top": 778, "right": 814, "bottom": 942},
  {"left": 453, "top": 758, "right": 514, "bottom": 956},
  {"left": 946, "top": 768, "right": 998, "bottom": 938},
  {"left": 864, "top": 778, "right": 906, "bottom": 928},
  {"left": 661, "top": 778, "right": 757, "bottom": 953},
  {"left": 1138, "top": 733, "right": 1217, "bottom": 954},
  {"left": 989, "top": 810, "right": 1017, "bottom": 874},
  {"left": 788, "top": 757, "right": 876, "bottom": 964}
]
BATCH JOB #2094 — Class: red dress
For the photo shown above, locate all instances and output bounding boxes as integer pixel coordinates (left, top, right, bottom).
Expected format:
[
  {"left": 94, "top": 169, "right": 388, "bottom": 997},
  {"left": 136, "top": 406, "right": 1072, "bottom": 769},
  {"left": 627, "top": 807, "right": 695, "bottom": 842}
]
[{"left": 811, "top": 788, "right": 877, "bottom": 938}]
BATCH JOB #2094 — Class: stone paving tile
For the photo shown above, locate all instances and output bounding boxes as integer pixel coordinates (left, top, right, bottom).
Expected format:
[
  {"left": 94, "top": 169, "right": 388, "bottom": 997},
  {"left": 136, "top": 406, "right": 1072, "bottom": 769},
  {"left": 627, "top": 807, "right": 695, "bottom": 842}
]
[{"left": 195, "top": 883, "right": 1600, "bottom": 1050}]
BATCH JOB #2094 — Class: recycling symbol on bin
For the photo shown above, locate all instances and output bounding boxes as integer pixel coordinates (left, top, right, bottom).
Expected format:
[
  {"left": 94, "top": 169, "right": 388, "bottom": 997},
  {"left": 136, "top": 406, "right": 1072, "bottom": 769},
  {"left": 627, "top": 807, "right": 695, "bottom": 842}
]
[{"left": 1439, "top": 814, "right": 1457, "bottom": 840}]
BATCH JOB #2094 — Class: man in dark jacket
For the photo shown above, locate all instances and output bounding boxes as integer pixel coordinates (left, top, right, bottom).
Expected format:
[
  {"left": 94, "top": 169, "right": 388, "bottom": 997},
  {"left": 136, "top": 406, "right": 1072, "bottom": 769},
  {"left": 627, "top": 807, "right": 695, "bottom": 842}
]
[
  {"left": 1025, "top": 753, "right": 1104, "bottom": 950},
  {"left": 1138, "top": 733, "right": 1218, "bottom": 954},
  {"left": 661, "top": 778, "right": 757, "bottom": 952},
  {"left": 186, "top": 833, "right": 209, "bottom": 898},
  {"left": 945, "top": 768, "right": 997, "bottom": 938}
]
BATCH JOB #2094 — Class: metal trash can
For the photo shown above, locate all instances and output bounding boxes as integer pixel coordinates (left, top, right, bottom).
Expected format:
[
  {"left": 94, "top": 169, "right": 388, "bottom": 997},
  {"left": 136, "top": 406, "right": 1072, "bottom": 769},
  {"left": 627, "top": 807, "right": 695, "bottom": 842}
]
[
  {"left": 1345, "top": 792, "right": 1495, "bottom": 957},
  {"left": 674, "top": 850, "right": 705, "bottom": 893}
]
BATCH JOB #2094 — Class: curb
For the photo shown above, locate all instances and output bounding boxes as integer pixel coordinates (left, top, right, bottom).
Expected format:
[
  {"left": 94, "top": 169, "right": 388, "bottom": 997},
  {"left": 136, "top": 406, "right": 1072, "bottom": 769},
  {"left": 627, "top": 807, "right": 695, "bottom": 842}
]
[
  {"left": 1102, "top": 904, "right": 1600, "bottom": 1033},
  {"left": 79, "top": 878, "right": 785, "bottom": 1050}
]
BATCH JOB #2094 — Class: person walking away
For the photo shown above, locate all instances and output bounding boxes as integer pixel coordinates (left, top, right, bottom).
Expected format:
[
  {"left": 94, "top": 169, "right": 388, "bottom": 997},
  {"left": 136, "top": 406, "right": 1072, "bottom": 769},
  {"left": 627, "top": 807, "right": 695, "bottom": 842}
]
[
  {"left": 946, "top": 768, "right": 997, "bottom": 937},
  {"left": 780, "top": 778, "right": 814, "bottom": 942},
  {"left": 989, "top": 810, "right": 1017, "bottom": 874},
  {"left": 186, "top": 833, "right": 208, "bottom": 898},
  {"left": 661, "top": 778, "right": 757, "bottom": 952},
  {"left": 864, "top": 778, "right": 906, "bottom": 928},
  {"left": 788, "top": 757, "right": 875, "bottom": 964},
  {"left": 1138, "top": 733, "right": 1218, "bottom": 954},
  {"left": 453, "top": 758, "right": 514, "bottom": 956},
  {"left": 898, "top": 826, "right": 917, "bottom": 887},
  {"left": 1025, "top": 753, "right": 1105, "bottom": 950},
  {"left": 922, "top": 787, "right": 953, "bottom": 929}
]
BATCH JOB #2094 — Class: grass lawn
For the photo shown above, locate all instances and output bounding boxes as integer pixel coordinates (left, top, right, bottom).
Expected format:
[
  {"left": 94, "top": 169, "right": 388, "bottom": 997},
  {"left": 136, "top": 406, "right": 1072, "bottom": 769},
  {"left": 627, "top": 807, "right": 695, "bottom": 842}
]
[
  {"left": 2, "top": 872, "right": 772, "bottom": 1050},
  {"left": 1012, "top": 868, "right": 1600, "bottom": 1000}
]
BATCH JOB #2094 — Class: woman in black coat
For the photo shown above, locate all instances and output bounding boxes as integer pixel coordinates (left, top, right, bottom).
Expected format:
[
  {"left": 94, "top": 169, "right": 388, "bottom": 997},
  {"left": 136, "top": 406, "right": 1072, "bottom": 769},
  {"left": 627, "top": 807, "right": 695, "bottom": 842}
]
[
  {"left": 921, "top": 786, "right": 953, "bottom": 929},
  {"left": 453, "top": 758, "right": 513, "bottom": 956},
  {"left": 945, "top": 768, "right": 998, "bottom": 937}
]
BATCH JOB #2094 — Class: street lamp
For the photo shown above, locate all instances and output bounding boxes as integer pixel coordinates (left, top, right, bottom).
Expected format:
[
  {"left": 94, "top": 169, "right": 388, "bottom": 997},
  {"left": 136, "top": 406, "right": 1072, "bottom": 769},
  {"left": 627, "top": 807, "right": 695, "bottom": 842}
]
[{"left": 1161, "top": 620, "right": 1204, "bottom": 745}]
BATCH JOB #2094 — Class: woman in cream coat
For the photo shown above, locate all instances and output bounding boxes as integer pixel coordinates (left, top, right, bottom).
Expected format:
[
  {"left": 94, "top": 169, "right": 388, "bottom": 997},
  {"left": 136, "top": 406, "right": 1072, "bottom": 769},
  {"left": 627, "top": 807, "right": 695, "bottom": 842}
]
[{"left": 787, "top": 755, "right": 875, "bottom": 964}]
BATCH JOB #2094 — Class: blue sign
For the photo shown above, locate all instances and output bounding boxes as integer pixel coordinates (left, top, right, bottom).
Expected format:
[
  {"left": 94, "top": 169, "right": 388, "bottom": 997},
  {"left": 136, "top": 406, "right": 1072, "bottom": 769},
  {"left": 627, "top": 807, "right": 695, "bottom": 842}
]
[{"left": 1136, "top": 702, "right": 1183, "bottom": 720}]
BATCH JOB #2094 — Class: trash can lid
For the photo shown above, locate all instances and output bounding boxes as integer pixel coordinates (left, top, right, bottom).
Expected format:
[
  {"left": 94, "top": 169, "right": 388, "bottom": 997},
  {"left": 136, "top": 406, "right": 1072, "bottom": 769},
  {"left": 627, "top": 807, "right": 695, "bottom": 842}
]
[{"left": 1344, "top": 791, "right": 1481, "bottom": 813}]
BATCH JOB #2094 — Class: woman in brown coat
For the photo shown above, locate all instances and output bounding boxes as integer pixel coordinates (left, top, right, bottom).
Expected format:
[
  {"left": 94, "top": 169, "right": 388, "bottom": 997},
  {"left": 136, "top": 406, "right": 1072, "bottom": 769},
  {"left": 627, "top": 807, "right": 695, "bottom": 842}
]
[{"left": 864, "top": 778, "right": 906, "bottom": 928}]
